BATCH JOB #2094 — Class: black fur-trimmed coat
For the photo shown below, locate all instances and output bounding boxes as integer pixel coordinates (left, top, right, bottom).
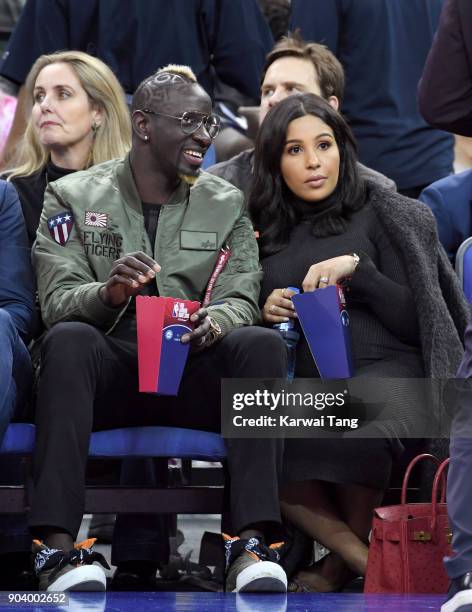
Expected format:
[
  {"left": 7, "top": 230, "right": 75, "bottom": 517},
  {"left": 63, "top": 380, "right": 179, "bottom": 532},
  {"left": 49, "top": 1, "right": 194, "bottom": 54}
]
[{"left": 367, "top": 180, "right": 469, "bottom": 378}]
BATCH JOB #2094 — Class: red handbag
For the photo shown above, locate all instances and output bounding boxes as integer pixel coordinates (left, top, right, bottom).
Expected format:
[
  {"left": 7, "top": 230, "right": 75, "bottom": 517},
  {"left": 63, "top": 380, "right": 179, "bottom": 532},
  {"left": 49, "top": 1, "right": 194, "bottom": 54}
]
[{"left": 364, "top": 453, "right": 451, "bottom": 594}]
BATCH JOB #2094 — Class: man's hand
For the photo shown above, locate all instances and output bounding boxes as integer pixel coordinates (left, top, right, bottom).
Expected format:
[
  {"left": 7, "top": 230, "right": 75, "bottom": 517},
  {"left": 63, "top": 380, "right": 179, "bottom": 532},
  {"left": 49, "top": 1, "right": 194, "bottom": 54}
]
[
  {"left": 99, "top": 251, "right": 161, "bottom": 308},
  {"left": 181, "top": 308, "right": 211, "bottom": 350}
]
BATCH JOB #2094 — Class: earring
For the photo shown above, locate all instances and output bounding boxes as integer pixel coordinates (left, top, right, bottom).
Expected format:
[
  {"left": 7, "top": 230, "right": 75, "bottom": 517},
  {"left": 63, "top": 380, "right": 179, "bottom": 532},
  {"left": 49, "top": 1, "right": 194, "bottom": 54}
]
[
  {"left": 91, "top": 121, "right": 99, "bottom": 135},
  {"left": 144, "top": 135, "right": 149, "bottom": 141}
]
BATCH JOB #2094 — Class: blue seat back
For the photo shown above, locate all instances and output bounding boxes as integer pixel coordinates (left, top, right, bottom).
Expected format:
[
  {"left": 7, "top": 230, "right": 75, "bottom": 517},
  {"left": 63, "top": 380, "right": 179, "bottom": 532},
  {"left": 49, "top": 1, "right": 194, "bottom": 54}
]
[
  {"left": 456, "top": 237, "right": 472, "bottom": 302},
  {"left": 202, "top": 144, "right": 216, "bottom": 169},
  {"left": 0, "top": 423, "right": 227, "bottom": 461}
]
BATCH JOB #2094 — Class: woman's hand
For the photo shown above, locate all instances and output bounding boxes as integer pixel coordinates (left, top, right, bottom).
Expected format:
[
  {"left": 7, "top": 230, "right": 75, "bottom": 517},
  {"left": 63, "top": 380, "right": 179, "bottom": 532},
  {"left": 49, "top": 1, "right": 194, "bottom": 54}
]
[
  {"left": 302, "top": 255, "right": 358, "bottom": 292},
  {"left": 262, "top": 287, "right": 298, "bottom": 324}
]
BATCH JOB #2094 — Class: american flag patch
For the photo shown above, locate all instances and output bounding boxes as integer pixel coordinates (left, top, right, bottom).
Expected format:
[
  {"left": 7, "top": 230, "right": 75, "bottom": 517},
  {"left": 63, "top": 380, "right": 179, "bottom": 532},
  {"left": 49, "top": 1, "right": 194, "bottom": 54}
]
[
  {"left": 84, "top": 211, "right": 108, "bottom": 228},
  {"left": 47, "top": 212, "right": 74, "bottom": 246}
]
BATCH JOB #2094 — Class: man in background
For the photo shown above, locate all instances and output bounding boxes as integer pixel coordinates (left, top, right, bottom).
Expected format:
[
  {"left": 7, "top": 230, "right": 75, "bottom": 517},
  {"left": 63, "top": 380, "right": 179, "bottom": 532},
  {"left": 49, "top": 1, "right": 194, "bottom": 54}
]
[
  {"left": 0, "top": 0, "right": 273, "bottom": 166},
  {"left": 290, "top": 0, "right": 454, "bottom": 198},
  {"left": 208, "top": 32, "right": 395, "bottom": 195}
]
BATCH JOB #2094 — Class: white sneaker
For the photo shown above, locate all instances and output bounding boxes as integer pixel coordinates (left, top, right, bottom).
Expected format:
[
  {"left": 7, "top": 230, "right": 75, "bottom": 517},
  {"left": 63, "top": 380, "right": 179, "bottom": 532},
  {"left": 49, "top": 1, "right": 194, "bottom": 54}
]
[
  {"left": 33, "top": 538, "right": 109, "bottom": 591},
  {"left": 442, "top": 573, "right": 472, "bottom": 612},
  {"left": 223, "top": 534, "right": 287, "bottom": 593}
]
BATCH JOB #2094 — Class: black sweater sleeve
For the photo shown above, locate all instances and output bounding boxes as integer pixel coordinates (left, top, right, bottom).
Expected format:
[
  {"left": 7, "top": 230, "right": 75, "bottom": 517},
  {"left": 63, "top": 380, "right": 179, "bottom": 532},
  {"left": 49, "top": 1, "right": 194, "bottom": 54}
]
[{"left": 347, "top": 243, "right": 420, "bottom": 347}]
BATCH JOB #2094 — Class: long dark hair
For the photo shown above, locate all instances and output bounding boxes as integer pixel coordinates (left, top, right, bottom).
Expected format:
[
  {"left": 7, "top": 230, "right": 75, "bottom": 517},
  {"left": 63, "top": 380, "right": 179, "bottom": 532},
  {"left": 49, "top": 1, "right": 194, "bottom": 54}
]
[{"left": 249, "top": 93, "right": 366, "bottom": 257}]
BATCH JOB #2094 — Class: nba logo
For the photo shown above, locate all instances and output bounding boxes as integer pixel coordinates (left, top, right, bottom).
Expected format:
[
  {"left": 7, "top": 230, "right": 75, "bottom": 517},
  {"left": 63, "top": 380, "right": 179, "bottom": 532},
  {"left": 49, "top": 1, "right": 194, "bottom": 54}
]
[{"left": 172, "top": 302, "right": 189, "bottom": 320}]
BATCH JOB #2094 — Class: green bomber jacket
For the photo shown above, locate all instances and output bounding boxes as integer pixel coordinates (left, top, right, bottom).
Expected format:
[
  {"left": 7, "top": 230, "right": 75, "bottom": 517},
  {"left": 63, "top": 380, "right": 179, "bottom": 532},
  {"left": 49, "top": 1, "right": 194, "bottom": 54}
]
[{"left": 33, "top": 155, "right": 262, "bottom": 335}]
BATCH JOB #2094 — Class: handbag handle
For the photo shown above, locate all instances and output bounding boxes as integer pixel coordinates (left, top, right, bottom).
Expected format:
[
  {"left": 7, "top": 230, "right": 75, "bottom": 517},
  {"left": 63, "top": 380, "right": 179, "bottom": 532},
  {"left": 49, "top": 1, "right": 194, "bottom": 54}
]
[
  {"left": 431, "top": 458, "right": 450, "bottom": 534},
  {"left": 401, "top": 453, "right": 440, "bottom": 504}
]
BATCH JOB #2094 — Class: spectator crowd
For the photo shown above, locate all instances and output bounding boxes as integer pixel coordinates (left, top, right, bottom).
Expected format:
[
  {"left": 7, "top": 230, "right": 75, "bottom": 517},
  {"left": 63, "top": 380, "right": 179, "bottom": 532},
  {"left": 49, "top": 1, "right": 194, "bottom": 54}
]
[{"left": 0, "top": 2, "right": 471, "bottom": 612}]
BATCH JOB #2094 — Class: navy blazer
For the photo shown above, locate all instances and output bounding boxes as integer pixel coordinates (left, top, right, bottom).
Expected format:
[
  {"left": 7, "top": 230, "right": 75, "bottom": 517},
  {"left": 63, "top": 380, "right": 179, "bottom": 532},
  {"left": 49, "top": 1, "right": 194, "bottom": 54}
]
[
  {"left": 290, "top": 0, "right": 453, "bottom": 190},
  {"left": 0, "top": 180, "right": 35, "bottom": 342},
  {"left": 419, "top": 169, "right": 472, "bottom": 264},
  {"left": 419, "top": 0, "right": 472, "bottom": 136}
]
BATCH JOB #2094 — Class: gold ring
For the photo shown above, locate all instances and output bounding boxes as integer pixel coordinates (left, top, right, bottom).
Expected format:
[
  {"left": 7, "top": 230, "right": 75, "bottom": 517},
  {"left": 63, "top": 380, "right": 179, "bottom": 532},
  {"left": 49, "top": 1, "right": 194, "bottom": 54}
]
[
  {"left": 319, "top": 276, "right": 329, "bottom": 284},
  {"left": 270, "top": 304, "right": 276, "bottom": 314},
  {"left": 281, "top": 288, "right": 287, "bottom": 297}
]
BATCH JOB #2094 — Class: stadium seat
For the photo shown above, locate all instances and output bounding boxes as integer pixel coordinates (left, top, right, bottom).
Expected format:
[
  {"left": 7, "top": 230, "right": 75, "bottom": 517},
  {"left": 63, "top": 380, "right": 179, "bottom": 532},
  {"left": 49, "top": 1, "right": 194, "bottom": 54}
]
[
  {"left": 0, "top": 423, "right": 35, "bottom": 454},
  {"left": 419, "top": 169, "right": 472, "bottom": 265},
  {"left": 0, "top": 423, "right": 227, "bottom": 514},
  {"left": 455, "top": 236, "right": 472, "bottom": 302}
]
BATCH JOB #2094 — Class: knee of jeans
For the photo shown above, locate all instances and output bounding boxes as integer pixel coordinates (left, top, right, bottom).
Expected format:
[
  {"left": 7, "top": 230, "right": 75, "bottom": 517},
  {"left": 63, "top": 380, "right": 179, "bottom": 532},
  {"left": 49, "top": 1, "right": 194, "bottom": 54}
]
[
  {"left": 41, "top": 321, "right": 103, "bottom": 362},
  {"left": 250, "top": 326, "right": 287, "bottom": 355},
  {"left": 0, "top": 379, "right": 16, "bottom": 422},
  {"left": 0, "top": 308, "right": 15, "bottom": 340},
  {"left": 232, "top": 326, "right": 287, "bottom": 365}
]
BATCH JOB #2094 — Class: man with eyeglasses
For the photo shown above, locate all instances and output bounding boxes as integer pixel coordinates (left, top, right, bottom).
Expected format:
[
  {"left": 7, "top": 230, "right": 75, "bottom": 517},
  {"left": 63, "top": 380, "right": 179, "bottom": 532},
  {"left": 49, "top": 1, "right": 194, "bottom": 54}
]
[{"left": 29, "top": 65, "right": 288, "bottom": 593}]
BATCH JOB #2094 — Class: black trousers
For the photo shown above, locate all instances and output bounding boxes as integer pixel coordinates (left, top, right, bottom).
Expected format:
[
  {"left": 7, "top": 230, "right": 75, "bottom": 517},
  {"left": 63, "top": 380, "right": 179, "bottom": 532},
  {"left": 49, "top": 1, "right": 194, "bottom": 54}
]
[{"left": 29, "top": 321, "right": 287, "bottom": 541}]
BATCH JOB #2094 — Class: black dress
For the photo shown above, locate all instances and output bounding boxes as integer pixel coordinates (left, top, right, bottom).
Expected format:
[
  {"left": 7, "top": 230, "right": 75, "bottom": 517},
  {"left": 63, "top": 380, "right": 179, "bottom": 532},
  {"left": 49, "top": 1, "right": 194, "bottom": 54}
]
[{"left": 260, "top": 198, "right": 424, "bottom": 489}]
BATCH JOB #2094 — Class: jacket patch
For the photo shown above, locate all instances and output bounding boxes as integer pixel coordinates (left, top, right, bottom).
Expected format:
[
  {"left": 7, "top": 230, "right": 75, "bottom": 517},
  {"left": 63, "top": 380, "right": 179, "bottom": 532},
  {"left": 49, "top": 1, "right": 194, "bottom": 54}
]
[
  {"left": 85, "top": 211, "right": 108, "bottom": 228},
  {"left": 48, "top": 212, "right": 74, "bottom": 246},
  {"left": 180, "top": 230, "right": 218, "bottom": 250},
  {"left": 82, "top": 230, "right": 122, "bottom": 259}
]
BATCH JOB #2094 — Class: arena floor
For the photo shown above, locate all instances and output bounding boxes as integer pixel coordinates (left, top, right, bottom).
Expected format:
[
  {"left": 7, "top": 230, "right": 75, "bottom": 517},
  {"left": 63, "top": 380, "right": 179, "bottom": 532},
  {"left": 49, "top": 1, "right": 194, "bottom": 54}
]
[
  {"left": 0, "top": 515, "right": 447, "bottom": 611},
  {"left": 0, "top": 592, "right": 446, "bottom": 611}
]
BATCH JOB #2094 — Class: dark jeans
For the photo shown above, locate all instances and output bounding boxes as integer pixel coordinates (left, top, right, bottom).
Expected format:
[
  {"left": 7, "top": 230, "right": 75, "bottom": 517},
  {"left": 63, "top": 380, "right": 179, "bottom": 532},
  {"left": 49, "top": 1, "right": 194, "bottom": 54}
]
[
  {"left": 0, "top": 309, "right": 32, "bottom": 556},
  {"left": 445, "top": 320, "right": 472, "bottom": 578},
  {"left": 29, "top": 321, "right": 287, "bottom": 545},
  {"left": 0, "top": 309, "right": 32, "bottom": 446},
  {"left": 446, "top": 434, "right": 472, "bottom": 578}
]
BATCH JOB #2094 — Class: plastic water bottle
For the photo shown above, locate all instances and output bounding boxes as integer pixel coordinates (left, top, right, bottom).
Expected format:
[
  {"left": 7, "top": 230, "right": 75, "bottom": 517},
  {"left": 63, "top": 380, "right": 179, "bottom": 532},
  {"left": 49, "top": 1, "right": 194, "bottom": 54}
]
[{"left": 273, "top": 287, "right": 300, "bottom": 382}]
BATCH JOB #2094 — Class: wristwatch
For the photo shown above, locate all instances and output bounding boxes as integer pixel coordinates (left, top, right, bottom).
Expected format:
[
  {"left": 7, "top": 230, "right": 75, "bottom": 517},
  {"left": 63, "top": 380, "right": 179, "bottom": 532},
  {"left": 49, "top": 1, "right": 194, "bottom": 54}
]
[{"left": 204, "top": 316, "right": 223, "bottom": 348}]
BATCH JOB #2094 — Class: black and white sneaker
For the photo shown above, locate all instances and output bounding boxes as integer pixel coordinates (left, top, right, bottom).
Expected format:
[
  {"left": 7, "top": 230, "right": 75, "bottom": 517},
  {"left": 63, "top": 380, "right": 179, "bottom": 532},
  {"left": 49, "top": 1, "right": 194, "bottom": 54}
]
[
  {"left": 442, "top": 573, "right": 472, "bottom": 612},
  {"left": 223, "top": 533, "right": 287, "bottom": 593},
  {"left": 33, "top": 538, "right": 109, "bottom": 591}
]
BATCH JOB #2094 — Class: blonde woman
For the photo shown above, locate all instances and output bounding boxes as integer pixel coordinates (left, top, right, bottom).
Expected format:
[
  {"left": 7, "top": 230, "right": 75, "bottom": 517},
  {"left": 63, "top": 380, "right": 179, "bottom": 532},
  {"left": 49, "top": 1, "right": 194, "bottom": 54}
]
[
  {"left": 0, "top": 50, "right": 130, "bottom": 587},
  {"left": 7, "top": 50, "right": 131, "bottom": 246}
]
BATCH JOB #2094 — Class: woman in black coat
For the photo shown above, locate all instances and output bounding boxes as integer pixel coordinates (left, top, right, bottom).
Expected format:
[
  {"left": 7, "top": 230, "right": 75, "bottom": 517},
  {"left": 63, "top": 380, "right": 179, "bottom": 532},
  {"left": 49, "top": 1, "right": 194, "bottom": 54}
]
[{"left": 249, "top": 93, "right": 467, "bottom": 591}]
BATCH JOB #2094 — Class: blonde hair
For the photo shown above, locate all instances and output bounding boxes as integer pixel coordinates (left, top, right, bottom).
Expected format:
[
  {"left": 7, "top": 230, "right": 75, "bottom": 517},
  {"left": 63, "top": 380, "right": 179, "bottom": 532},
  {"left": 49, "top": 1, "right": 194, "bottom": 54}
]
[
  {"left": 157, "top": 64, "right": 197, "bottom": 82},
  {"left": 8, "top": 50, "right": 131, "bottom": 179}
]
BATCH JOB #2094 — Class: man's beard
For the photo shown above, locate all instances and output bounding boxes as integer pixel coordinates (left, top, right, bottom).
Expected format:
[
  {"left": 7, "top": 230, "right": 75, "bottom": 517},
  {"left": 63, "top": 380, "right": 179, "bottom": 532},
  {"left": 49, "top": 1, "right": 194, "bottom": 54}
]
[{"left": 179, "top": 172, "right": 199, "bottom": 185}]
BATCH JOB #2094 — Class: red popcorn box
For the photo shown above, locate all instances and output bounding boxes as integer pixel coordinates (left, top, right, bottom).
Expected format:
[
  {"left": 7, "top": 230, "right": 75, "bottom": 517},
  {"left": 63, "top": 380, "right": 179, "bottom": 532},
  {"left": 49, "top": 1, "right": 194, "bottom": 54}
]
[{"left": 136, "top": 296, "right": 201, "bottom": 395}]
